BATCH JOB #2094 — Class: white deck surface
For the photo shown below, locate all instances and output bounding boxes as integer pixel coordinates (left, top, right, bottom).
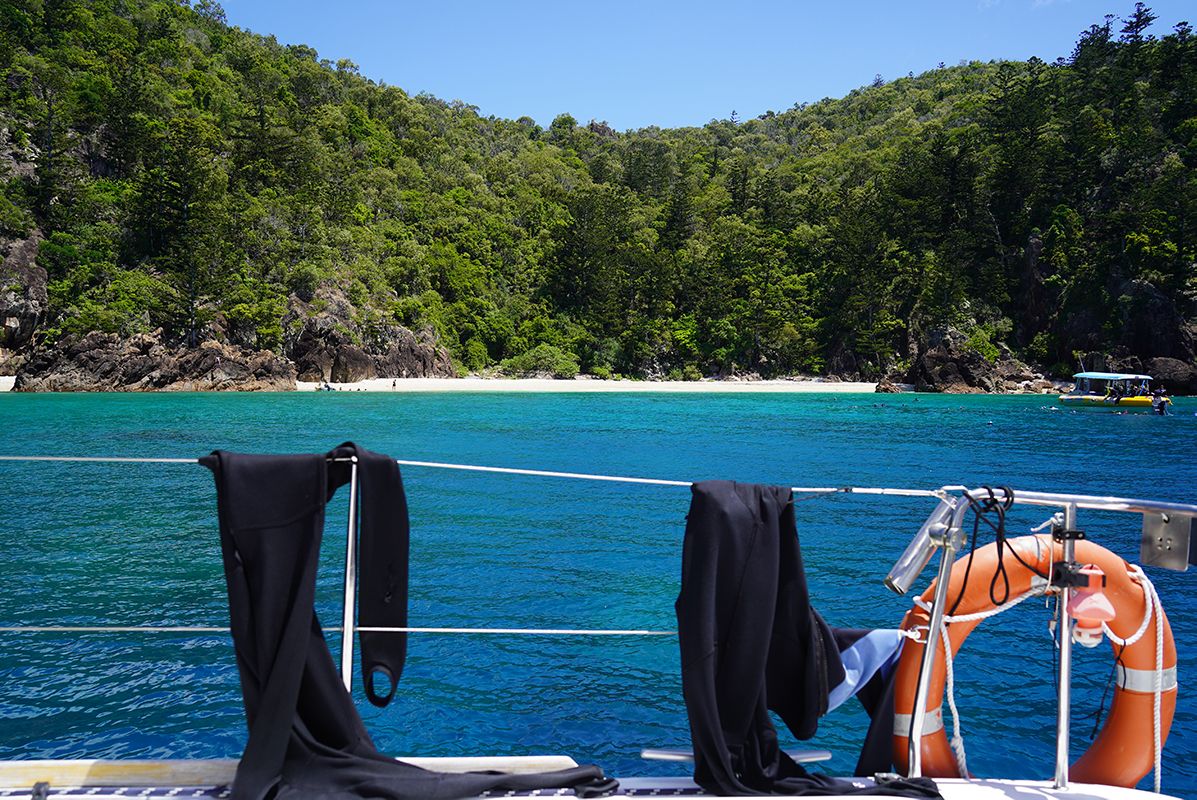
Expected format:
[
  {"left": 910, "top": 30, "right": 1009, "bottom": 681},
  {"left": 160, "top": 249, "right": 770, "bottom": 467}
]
[{"left": 0, "top": 761, "right": 1177, "bottom": 799}]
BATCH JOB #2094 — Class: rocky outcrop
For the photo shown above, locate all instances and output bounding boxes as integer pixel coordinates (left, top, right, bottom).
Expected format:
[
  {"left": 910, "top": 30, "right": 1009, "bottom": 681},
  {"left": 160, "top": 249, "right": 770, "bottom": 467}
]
[
  {"left": 14, "top": 331, "right": 295, "bottom": 391},
  {"left": 0, "top": 123, "right": 37, "bottom": 182},
  {"left": 906, "top": 327, "right": 1055, "bottom": 394},
  {"left": 6, "top": 275, "right": 455, "bottom": 389},
  {"left": 0, "top": 230, "right": 46, "bottom": 374},
  {"left": 1145, "top": 357, "right": 1197, "bottom": 396},
  {"left": 373, "top": 326, "right": 455, "bottom": 377},
  {"left": 284, "top": 287, "right": 455, "bottom": 382},
  {"left": 1077, "top": 348, "right": 1140, "bottom": 375},
  {"left": 824, "top": 347, "right": 862, "bottom": 382}
]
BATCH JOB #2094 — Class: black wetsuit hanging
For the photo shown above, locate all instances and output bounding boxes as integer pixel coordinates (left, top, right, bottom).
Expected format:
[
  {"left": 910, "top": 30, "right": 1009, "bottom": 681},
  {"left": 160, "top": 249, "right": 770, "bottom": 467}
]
[
  {"left": 327, "top": 443, "right": 409, "bottom": 707},
  {"left": 675, "top": 480, "right": 941, "bottom": 797},
  {"left": 202, "top": 444, "right": 616, "bottom": 800}
]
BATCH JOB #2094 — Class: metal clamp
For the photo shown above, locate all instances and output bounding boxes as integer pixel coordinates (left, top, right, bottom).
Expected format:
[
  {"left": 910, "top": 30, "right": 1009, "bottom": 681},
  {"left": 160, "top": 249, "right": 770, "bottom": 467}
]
[
  {"left": 1049, "top": 561, "right": 1092, "bottom": 590},
  {"left": 1052, "top": 526, "right": 1086, "bottom": 541}
]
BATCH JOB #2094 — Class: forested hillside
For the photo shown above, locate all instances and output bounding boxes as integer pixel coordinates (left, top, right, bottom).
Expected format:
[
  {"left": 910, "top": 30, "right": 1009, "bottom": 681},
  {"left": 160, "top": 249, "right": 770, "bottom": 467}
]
[{"left": 1, "top": 0, "right": 1194, "bottom": 384}]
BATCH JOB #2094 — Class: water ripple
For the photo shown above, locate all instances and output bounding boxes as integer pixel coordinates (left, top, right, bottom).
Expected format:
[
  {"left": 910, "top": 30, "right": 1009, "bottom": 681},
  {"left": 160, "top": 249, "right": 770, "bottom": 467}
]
[{"left": 0, "top": 392, "right": 1194, "bottom": 794}]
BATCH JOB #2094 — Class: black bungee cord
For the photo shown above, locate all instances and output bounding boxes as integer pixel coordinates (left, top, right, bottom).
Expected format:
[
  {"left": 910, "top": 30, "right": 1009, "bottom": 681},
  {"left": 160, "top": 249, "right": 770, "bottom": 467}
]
[
  {"left": 1080, "top": 643, "right": 1126, "bottom": 741},
  {"left": 946, "top": 486, "right": 1053, "bottom": 617},
  {"left": 940, "top": 488, "right": 1123, "bottom": 747}
]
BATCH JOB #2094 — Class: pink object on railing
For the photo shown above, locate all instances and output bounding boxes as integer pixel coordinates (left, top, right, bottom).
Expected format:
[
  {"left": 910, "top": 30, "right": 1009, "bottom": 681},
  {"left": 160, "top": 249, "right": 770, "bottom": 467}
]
[{"left": 1067, "top": 564, "right": 1116, "bottom": 622}]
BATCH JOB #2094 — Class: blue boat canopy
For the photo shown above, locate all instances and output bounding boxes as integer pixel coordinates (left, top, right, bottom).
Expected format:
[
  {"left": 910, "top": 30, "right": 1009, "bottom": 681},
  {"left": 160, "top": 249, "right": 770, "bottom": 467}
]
[{"left": 1073, "top": 371, "right": 1153, "bottom": 381}]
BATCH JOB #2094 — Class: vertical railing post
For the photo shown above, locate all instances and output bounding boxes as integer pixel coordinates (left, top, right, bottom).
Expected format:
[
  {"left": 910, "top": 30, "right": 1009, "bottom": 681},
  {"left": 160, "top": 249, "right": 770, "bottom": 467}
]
[
  {"left": 1054, "top": 502, "right": 1078, "bottom": 789},
  {"left": 908, "top": 502, "right": 966, "bottom": 777},
  {"left": 340, "top": 456, "right": 360, "bottom": 691}
]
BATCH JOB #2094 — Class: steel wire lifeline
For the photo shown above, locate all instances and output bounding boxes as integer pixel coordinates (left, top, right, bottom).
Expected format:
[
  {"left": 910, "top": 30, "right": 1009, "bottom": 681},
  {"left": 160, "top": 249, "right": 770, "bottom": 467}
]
[
  {"left": 6, "top": 454, "right": 1196, "bottom": 641},
  {"left": 0, "top": 453, "right": 945, "bottom": 497},
  {"left": 0, "top": 453, "right": 944, "bottom": 638},
  {"left": 0, "top": 626, "right": 674, "bottom": 636}
]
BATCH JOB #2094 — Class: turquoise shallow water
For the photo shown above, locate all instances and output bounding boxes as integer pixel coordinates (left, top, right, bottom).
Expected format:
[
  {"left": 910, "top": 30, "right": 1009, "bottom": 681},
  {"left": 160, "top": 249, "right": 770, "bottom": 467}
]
[{"left": 0, "top": 391, "right": 1195, "bottom": 795}]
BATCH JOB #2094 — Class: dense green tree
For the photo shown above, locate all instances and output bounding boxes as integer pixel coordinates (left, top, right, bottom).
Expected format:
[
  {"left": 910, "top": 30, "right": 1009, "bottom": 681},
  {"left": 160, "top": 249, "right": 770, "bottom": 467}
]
[
  {"left": 1, "top": 0, "right": 1193, "bottom": 380},
  {"left": 130, "top": 115, "right": 229, "bottom": 343}
]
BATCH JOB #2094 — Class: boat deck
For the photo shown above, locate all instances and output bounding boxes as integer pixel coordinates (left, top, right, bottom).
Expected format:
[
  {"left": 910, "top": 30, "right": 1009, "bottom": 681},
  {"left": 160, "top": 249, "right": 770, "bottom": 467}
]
[{"left": 0, "top": 760, "right": 1175, "bottom": 799}]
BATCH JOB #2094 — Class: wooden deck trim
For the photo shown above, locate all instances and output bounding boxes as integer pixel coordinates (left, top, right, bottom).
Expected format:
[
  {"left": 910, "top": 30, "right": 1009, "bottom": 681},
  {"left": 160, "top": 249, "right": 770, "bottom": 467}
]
[{"left": 0, "top": 755, "right": 580, "bottom": 788}]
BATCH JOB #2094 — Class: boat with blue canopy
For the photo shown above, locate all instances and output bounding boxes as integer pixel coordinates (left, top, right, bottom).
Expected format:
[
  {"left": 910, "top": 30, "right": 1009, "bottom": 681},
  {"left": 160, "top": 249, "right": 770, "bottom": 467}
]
[{"left": 1059, "top": 372, "right": 1170, "bottom": 411}]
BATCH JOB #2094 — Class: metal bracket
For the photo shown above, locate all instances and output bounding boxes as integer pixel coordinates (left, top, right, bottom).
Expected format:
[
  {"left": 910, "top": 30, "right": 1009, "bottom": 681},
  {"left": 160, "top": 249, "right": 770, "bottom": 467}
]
[
  {"left": 945, "top": 523, "right": 967, "bottom": 551},
  {"left": 1051, "top": 526, "right": 1085, "bottom": 541},
  {"left": 1049, "top": 561, "right": 1089, "bottom": 590},
  {"left": 1140, "top": 512, "right": 1194, "bottom": 572}
]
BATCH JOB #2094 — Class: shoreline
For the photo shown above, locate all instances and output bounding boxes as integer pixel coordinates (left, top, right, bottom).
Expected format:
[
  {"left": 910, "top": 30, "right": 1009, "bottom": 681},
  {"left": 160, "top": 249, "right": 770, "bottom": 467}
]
[
  {"left": 296, "top": 377, "right": 879, "bottom": 393},
  {"left": 0, "top": 375, "right": 1085, "bottom": 395},
  {"left": 0, "top": 374, "right": 879, "bottom": 393}
]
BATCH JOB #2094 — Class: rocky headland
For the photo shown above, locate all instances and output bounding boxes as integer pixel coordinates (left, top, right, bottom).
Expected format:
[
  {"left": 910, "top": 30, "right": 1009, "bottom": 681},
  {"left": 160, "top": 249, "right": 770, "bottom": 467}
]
[
  {"left": 898, "top": 328, "right": 1063, "bottom": 395},
  {"left": 4, "top": 247, "right": 458, "bottom": 391},
  {"left": 879, "top": 327, "right": 1197, "bottom": 396},
  {"left": 14, "top": 331, "right": 296, "bottom": 391}
]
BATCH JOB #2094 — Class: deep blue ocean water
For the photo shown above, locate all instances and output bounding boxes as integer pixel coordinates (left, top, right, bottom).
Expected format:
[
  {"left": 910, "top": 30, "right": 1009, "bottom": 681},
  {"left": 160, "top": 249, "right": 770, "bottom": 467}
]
[{"left": 0, "top": 391, "right": 1195, "bottom": 796}]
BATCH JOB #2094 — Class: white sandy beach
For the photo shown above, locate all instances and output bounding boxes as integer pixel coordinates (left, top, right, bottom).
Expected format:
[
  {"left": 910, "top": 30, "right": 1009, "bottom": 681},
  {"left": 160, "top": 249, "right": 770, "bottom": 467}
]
[
  {"left": 297, "top": 377, "right": 879, "bottom": 393},
  {"left": 0, "top": 374, "right": 878, "bottom": 393}
]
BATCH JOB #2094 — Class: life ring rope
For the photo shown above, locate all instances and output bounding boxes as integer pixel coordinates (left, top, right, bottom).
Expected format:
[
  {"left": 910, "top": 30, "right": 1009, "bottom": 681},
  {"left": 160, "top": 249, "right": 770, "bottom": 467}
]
[
  {"left": 939, "top": 622, "right": 967, "bottom": 777},
  {"left": 911, "top": 582, "right": 1050, "bottom": 778},
  {"left": 899, "top": 547, "right": 1170, "bottom": 793},
  {"left": 1092, "top": 561, "right": 1165, "bottom": 793},
  {"left": 1102, "top": 564, "right": 1154, "bottom": 647},
  {"left": 1119, "top": 564, "right": 1166, "bottom": 794},
  {"left": 911, "top": 581, "right": 1047, "bottom": 627}
]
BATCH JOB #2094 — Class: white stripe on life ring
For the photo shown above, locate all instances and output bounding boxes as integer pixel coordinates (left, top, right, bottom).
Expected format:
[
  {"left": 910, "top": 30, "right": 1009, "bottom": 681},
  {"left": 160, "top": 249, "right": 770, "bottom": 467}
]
[
  {"left": 1116, "top": 665, "right": 1178, "bottom": 694},
  {"left": 893, "top": 706, "right": 944, "bottom": 737}
]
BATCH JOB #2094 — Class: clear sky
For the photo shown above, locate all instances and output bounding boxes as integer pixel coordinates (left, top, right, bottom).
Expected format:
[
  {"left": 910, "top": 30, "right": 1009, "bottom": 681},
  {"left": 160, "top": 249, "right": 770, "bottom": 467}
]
[{"left": 218, "top": 0, "right": 1194, "bottom": 131}]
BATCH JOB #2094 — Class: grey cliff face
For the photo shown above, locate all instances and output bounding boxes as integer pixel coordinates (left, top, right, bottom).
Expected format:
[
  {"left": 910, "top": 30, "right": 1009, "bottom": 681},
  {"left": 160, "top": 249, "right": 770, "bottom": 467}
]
[
  {"left": 283, "top": 286, "right": 455, "bottom": 382},
  {"left": 905, "top": 327, "right": 1057, "bottom": 394},
  {"left": 1146, "top": 357, "right": 1197, "bottom": 395},
  {"left": 0, "top": 230, "right": 46, "bottom": 375},
  {"left": 10, "top": 277, "right": 457, "bottom": 389}
]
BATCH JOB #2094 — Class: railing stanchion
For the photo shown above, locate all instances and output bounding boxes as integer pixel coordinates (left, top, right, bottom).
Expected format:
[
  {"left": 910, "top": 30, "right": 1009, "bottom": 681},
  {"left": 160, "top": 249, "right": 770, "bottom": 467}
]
[
  {"left": 907, "top": 503, "right": 966, "bottom": 777},
  {"left": 1054, "top": 502, "right": 1078, "bottom": 789},
  {"left": 340, "top": 457, "right": 360, "bottom": 692}
]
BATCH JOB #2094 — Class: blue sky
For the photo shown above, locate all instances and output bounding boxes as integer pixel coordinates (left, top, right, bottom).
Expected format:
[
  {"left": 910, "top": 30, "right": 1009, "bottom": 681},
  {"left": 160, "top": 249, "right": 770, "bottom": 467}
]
[{"left": 218, "top": 0, "right": 1194, "bottom": 131}]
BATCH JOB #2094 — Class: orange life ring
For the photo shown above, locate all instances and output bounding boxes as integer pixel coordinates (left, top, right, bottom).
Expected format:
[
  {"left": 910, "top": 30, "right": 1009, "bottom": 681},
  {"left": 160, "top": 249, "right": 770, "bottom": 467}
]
[{"left": 892, "top": 534, "right": 1176, "bottom": 787}]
